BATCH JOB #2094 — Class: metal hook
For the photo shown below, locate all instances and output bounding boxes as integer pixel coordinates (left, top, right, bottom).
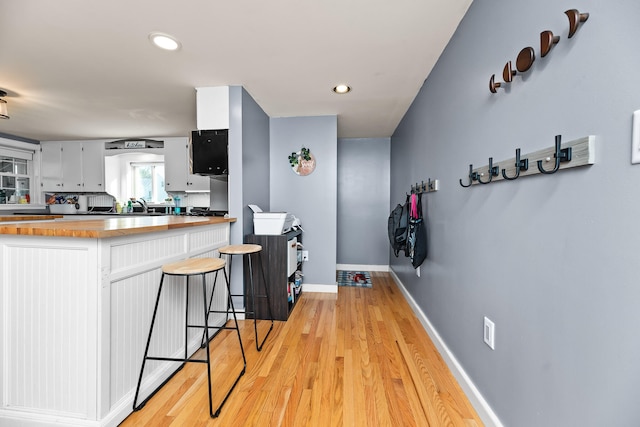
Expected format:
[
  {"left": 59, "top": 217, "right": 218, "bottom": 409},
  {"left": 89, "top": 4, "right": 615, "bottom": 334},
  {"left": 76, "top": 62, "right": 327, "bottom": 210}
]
[
  {"left": 459, "top": 165, "right": 479, "bottom": 188},
  {"left": 537, "top": 135, "right": 572, "bottom": 174},
  {"left": 501, "top": 148, "right": 529, "bottom": 180},
  {"left": 477, "top": 157, "right": 500, "bottom": 184},
  {"left": 427, "top": 178, "right": 433, "bottom": 192}
]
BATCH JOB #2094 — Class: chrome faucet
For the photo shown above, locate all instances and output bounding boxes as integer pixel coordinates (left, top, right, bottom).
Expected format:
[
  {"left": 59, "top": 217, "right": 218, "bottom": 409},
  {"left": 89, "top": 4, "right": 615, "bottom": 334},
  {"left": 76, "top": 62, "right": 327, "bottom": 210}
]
[{"left": 134, "top": 198, "right": 148, "bottom": 213}]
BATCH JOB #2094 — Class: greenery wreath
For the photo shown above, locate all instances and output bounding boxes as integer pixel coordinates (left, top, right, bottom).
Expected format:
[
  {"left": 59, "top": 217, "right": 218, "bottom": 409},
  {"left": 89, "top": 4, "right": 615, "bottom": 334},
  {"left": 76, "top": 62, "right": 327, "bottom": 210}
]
[{"left": 288, "top": 147, "right": 311, "bottom": 167}]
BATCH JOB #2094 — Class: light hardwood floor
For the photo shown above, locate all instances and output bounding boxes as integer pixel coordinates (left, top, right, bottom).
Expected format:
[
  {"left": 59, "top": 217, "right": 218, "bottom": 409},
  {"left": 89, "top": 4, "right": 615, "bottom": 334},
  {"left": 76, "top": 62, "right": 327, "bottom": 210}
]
[{"left": 120, "top": 272, "right": 483, "bottom": 426}]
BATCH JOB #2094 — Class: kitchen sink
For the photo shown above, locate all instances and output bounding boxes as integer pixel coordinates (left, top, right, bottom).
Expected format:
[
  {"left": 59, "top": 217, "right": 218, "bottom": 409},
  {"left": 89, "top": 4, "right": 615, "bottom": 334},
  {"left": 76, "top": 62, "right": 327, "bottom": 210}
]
[{"left": 117, "top": 212, "right": 168, "bottom": 216}]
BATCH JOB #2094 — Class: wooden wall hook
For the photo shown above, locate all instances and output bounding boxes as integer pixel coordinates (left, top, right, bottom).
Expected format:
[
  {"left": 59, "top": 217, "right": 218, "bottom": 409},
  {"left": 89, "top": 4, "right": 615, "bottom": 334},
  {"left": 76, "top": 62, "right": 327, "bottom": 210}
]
[
  {"left": 516, "top": 47, "right": 535, "bottom": 72},
  {"left": 565, "top": 9, "right": 589, "bottom": 38},
  {"left": 503, "top": 61, "right": 516, "bottom": 82},
  {"left": 540, "top": 30, "right": 560, "bottom": 57},
  {"left": 489, "top": 74, "right": 503, "bottom": 93}
]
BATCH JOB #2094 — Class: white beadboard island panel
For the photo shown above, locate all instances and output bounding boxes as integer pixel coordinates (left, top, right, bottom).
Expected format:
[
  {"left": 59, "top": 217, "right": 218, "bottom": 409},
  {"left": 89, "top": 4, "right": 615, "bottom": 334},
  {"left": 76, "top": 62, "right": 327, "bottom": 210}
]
[
  {"left": 4, "top": 241, "right": 99, "bottom": 419},
  {"left": 0, "top": 220, "right": 231, "bottom": 427}
]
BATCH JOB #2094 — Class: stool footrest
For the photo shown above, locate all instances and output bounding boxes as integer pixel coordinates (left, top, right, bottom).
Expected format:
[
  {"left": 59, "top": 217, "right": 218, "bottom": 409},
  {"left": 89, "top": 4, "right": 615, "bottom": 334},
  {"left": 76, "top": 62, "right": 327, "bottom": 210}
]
[
  {"left": 187, "top": 325, "right": 236, "bottom": 334},
  {"left": 229, "top": 293, "right": 269, "bottom": 299},
  {"left": 145, "top": 356, "right": 208, "bottom": 364}
]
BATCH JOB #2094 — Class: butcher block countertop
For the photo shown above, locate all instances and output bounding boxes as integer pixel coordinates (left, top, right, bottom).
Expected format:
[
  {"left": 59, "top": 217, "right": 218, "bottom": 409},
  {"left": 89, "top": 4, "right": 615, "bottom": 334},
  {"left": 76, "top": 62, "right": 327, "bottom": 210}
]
[
  {"left": 0, "top": 215, "right": 236, "bottom": 238},
  {"left": 0, "top": 215, "right": 62, "bottom": 222}
]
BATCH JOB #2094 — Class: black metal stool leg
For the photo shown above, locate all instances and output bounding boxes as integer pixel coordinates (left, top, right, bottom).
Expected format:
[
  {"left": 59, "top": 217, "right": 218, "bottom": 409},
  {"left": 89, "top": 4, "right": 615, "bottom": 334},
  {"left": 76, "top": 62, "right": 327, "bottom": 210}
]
[
  {"left": 201, "top": 272, "right": 214, "bottom": 418},
  {"left": 210, "top": 266, "right": 246, "bottom": 417},
  {"left": 225, "top": 265, "right": 246, "bottom": 368},
  {"left": 250, "top": 252, "right": 274, "bottom": 351},
  {"left": 133, "top": 273, "right": 166, "bottom": 411},
  {"left": 185, "top": 276, "right": 189, "bottom": 361},
  {"left": 201, "top": 269, "right": 220, "bottom": 348}
]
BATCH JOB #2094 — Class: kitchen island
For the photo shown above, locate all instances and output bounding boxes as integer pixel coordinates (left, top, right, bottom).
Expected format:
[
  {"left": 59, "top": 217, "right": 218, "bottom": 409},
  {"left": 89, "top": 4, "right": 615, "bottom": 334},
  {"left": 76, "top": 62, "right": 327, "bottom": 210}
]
[{"left": 0, "top": 216, "right": 235, "bottom": 427}]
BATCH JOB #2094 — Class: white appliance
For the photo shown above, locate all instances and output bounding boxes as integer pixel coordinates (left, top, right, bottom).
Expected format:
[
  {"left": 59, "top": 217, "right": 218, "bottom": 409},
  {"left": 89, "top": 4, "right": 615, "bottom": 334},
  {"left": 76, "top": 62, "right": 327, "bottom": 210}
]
[
  {"left": 249, "top": 204, "right": 295, "bottom": 235},
  {"left": 77, "top": 195, "right": 88, "bottom": 213}
]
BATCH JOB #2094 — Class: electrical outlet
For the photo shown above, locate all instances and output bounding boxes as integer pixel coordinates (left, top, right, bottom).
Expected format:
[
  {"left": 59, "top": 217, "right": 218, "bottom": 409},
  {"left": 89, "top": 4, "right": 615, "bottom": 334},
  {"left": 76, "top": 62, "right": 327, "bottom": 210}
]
[
  {"left": 302, "top": 250, "right": 309, "bottom": 261},
  {"left": 632, "top": 110, "right": 640, "bottom": 164},
  {"left": 483, "top": 317, "right": 495, "bottom": 350}
]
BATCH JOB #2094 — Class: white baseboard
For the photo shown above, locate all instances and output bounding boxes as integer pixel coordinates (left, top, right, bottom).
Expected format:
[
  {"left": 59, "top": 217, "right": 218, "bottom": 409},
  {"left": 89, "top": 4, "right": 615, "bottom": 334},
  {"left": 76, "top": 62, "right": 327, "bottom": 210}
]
[
  {"left": 337, "top": 264, "right": 389, "bottom": 272},
  {"left": 389, "top": 269, "right": 504, "bottom": 427},
  {"left": 302, "top": 283, "right": 338, "bottom": 293}
]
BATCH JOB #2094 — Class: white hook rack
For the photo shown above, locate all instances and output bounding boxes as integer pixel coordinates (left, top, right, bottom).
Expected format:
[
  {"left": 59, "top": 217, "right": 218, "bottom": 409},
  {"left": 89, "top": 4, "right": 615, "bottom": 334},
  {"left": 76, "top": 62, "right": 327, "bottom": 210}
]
[{"left": 460, "top": 135, "right": 596, "bottom": 187}]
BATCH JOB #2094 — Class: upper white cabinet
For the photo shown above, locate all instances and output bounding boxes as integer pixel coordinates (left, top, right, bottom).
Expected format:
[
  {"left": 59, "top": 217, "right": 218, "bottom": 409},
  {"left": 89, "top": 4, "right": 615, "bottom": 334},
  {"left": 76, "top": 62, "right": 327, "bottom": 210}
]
[
  {"left": 62, "top": 142, "right": 83, "bottom": 190},
  {"left": 196, "top": 86, "right": 229, "bottom": 130},
  {"left": 40, "top": 141, "right": 105, "bottom": 192},
  {"left": 80, "top": 142, "right": 105, "bottom": 192},
  {"left": 40, "top": 142, "right": 64, "bottom": 191},
  {"left": 164, "top": 137, "right": 210, "bottom": 192}
]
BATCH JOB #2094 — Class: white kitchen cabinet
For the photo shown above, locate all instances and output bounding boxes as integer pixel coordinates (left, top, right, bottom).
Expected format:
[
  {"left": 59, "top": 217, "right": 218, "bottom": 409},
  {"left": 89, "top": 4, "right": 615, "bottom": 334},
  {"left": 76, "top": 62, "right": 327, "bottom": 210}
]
[
  {"left": 40, "top": 142, "right": 64, "bottom": 191},
  {"left": 81, "top": 141, "right": 105, "bottom": 192},
  {"left": 40, "top": 141, "right": 105, "bottom": 192},
  {"left": 61, "top": 141, "right": 83, "bottom": 190},
  {"left": 196, "top": 86, "right": 229, "bottom": 130},
  {"left": 164, "top": 137, "right": 210, "bottom": 192}
]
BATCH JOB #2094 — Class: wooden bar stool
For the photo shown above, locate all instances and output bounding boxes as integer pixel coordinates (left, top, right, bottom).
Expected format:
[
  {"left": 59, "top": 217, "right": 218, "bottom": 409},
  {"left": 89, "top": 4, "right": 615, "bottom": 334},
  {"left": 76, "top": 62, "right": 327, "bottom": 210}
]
[
  {"left": 207, "top": 244, "right": 274, "bottom": 351},
  {"left": 133, "top": 257, "right": 246, "bottom": 418}
]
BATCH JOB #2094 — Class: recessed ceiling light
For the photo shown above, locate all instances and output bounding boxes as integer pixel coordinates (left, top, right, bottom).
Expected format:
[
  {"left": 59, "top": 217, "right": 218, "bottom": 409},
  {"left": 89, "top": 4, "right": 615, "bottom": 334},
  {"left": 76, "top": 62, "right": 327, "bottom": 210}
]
[
  {"left": 149, "top": 32, "right": 181, "bottom": 51},
  {"left": 333, "top": 84, "right": 351, "bottom": 94}
]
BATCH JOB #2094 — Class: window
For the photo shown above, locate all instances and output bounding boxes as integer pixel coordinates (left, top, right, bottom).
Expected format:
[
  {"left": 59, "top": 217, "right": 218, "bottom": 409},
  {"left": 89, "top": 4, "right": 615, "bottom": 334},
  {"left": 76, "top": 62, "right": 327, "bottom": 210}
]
[
  {"left": 0, "top": 156, "right": 30, "bottom": 204},
  {"left": 130, "top": 162, "right": 168, "bottom": 204}
]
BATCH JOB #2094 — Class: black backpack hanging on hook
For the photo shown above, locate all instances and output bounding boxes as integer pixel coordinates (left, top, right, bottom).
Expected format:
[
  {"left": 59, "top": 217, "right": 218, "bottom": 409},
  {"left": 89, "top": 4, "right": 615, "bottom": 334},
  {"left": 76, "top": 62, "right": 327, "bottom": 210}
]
[
  {"left": 408, "top": 192, "right": 427, "bottom": 268},
  {"left": 387, "top": 194, "right": 411, "bottom": 257}
]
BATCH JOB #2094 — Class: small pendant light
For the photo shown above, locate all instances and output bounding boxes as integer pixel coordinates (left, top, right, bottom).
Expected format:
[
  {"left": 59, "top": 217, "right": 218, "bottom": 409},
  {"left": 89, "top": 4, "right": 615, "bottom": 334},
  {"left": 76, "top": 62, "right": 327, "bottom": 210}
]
[{"left": 0, "top": 90, "right": 8, "bottom": 119}]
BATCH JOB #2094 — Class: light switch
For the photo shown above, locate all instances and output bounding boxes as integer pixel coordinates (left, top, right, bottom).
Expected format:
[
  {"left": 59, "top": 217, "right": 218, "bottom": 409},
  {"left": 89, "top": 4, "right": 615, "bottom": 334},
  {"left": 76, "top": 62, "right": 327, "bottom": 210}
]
[{"left": 483, "top": 316, "right": 495, "bottom": 350}]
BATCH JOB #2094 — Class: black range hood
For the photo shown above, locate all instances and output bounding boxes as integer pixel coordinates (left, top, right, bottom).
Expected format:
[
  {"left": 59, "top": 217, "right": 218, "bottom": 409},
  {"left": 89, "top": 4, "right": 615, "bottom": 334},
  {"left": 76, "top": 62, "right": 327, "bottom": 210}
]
[{"left": 191, "top": 129, "right": 228, "bottom": 176}]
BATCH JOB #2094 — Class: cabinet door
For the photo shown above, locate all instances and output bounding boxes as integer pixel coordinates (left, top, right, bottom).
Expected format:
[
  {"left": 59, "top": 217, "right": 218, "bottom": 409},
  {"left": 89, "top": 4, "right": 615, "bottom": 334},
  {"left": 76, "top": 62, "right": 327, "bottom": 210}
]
[
  {"left": 41, "top": 142, "right": 63, "bottom": 191},
  {"left": 186, "top": 138, "right": 211, "bottom": 191},
  {"left": 186, "top": 173, "right": 211, "bottom": 191},
  {"left": 164, "top": 138, "right": 210, "bottom": 192},
  {"left": 60, "top": 142, "right": 83, "bottom": 191},
  {"left": 164, "top": 138, "right": 188, "bottom": 192},
  {"left": 81, "top": 142, "right": 105, "bottom": 192}
]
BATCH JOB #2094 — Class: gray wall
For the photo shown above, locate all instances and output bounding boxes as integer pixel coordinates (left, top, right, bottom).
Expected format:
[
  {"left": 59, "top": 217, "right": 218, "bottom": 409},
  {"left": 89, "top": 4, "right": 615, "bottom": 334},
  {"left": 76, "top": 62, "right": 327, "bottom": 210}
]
[
  {"left": 270, "top": 116, "right": 337, "bottom": 287},
  {"left": 227, "top": 86, "right": 270, "bottom": 302},
  {"left": 337, "top": 138, "right": 390, "bottom": 266},
  {"left": 391, "top": 0, "right": 640, "bottom": 426},
  {"left": 240, "top": 87, "right": 270, "bottom": 238}
]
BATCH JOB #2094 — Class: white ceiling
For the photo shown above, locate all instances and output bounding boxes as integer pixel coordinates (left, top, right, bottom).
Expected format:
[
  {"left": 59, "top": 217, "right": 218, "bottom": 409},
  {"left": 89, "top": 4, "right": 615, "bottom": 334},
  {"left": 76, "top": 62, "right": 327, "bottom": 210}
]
[{"left": 0, "top": 0, "right": 472, "bottom": 142}]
